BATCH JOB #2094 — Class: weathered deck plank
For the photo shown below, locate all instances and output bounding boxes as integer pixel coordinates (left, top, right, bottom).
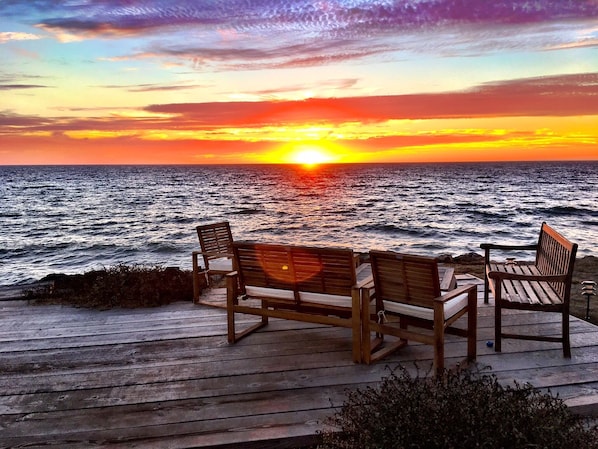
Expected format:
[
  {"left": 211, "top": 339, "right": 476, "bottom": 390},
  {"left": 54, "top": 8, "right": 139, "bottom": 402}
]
[{"left": 1, "top": 277, "right": 598, "bottom": 448}]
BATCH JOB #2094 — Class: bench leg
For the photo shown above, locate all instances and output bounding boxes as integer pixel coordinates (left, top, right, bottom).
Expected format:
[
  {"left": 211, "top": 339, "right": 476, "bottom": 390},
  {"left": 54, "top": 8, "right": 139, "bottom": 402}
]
[
  {"left": 228, "top": 314, "right": 268, "bottom": 343},
  {"left": 192, "top": 254, "right": 201, "bottom": 304},
  {"left": 494, "top": 281, "right": 502, "bottom": 352},
  {"left": 226, "top": 275, "right": 269, "bottom": 343},
  {"left": 563, "top": 311, "right": 571, "bottom": 358}
]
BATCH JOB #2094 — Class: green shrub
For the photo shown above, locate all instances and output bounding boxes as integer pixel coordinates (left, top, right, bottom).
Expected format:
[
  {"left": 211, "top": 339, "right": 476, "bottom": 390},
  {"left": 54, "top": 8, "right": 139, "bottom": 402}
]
[
  {"left": 318, "top": 367, "right": 598, "bottom": 449},
  {"left": 36, "top": 264, "right": 193, "bottom": 309}
]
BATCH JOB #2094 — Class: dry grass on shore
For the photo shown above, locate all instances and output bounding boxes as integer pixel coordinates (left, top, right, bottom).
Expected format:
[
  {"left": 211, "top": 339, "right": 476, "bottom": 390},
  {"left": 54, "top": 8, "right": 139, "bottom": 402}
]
[{"left": 26, "top": 256, "right": 597, "bottom": 325}]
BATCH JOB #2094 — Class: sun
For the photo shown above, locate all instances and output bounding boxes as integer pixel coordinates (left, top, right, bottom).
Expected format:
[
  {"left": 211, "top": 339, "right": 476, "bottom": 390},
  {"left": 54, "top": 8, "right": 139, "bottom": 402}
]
[{"left": 289, "top": 144, "right": 334, "bottom": 166}]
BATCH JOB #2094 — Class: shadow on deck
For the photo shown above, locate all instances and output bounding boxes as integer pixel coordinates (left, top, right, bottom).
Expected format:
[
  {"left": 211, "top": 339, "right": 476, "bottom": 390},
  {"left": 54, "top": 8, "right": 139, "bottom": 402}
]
[{"left": 1, "top": 275, "right": 597, "bottom": 448}]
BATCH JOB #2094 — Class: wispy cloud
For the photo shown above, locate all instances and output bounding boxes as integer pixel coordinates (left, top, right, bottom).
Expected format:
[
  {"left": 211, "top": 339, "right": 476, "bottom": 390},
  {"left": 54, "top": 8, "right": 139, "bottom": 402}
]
[
  {"left": 0, "top": 83, "right": 47, "bottom": 90},
  {"left": 0, "top": 73, "right": 49, "bottom": 90},
  {"left": 0, "top": 31, "right": 42, "bottom": 43},
  {"left": 98, "top": 83, "right": 209, "bottom": 93}
]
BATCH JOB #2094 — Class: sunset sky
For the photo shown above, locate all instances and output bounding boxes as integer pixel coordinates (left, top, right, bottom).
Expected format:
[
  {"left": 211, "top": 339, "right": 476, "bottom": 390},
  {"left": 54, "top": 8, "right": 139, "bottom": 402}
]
[{"left": 1, "top": 0, "right": 597, "bottom": 165}]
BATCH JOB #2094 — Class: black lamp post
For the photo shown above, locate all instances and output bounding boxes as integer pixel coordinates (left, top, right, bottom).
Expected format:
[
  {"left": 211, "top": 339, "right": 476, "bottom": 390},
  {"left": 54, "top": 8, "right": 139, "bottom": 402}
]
[{"left": 581, "top": 280, "right": 597, "bottom": 321}]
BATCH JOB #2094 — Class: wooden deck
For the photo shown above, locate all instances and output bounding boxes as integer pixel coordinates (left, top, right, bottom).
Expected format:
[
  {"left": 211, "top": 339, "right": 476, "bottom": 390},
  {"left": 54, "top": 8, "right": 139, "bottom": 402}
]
[{"left": 1, "top": 275, "right": 598, "bottom": 448}]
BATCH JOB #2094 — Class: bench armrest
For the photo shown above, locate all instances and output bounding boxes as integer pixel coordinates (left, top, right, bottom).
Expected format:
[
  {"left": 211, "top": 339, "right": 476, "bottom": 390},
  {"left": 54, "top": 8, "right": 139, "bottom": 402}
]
[
  {"left": 480, "top": 243, "right": 538, "bottom": 265},
  {"left": 480, "top": 243, "right": 537, "bottom": 251},
  {"left": 487, "top": 270, "right": 567, "bottom": 283}
]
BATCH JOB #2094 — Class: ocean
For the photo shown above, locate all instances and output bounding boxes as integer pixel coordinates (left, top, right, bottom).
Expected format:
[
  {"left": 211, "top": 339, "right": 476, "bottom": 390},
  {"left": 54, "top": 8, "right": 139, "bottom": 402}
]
[{"left": 1, "top": 161, "right": 597, "bottom": 286}]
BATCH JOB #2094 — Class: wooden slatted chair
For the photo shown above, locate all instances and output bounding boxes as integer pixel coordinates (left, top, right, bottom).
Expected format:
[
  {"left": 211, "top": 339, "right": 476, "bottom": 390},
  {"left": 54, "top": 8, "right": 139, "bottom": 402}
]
[
  {"left": 481, "top": 222, "right": 578, "bottom": 357},
  {"left": 192, "top": 221, "right": 235, "bottom": 303},
  {"left": 362, "top": 251, "right": 478, "bottom": 374}
]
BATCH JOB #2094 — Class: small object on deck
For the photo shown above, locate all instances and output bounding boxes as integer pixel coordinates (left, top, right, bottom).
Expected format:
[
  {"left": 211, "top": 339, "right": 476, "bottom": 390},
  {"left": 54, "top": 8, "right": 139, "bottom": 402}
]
[
  {"left": 486, "top": 341, "right": 494, "bottom": 348},
  {"left": 581, "top": 280, "right": 597, "bottom": 321}
]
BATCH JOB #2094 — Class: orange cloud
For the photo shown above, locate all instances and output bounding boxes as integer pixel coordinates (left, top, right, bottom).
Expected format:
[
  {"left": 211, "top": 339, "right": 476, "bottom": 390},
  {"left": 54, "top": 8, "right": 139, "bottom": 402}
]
[{"left": 144, "top": 73, "right": 598, "bottom": 127}]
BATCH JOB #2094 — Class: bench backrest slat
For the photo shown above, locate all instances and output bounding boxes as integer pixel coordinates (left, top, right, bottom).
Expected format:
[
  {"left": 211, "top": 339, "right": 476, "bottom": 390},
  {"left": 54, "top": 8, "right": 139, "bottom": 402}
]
[{"left": 536, "top": 222, "right": 578, "bottom": 299}]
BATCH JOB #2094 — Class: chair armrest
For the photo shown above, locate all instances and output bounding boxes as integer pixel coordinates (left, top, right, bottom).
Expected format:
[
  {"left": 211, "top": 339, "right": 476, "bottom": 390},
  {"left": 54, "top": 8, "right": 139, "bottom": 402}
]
[
  {"left": 435, "top": 284, "right": 476, "bottom": 303},
  {"left": 360, "top": 280, "right": 376, "bottom": 302},
  {"left": 487, "top": 270, "right": 567, "bottom": 283},
  {"left": 194, "top": 250, "right": 234, "bottom": 258}
]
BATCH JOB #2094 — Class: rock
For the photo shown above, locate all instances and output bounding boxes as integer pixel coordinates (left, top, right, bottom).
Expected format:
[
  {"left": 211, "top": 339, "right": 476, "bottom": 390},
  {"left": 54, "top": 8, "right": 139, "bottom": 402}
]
[
  {"left": 453, "top": 252, "right": 484, "bottom": 264},
  {"left": 436, "top": 254, "right": 454, "bottom": 263}
]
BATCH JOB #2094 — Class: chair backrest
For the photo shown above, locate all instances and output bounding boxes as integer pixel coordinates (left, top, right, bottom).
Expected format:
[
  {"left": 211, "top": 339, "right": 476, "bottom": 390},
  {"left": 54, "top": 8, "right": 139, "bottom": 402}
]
[
  {"left": 370, "top": 250, "right": 441, "bottom": 308},
  {"left": 196, "top": 221, "right": 233, "bottom": 261},
  {"left": 233, "top": 241, "right": 356, "bottom": 298},
  {"left": 536, "top": 222, "right": 578, "bottom": 299}
]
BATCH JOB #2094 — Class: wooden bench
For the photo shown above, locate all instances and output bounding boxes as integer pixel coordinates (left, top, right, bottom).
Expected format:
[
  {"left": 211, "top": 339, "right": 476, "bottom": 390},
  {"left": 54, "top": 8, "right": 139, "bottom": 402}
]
[
  {"left": 481, "top": 222, "right": 578, "bottom": 357},
  {"left": 226, "top": 241, "right": 370, "bottom": 363}
]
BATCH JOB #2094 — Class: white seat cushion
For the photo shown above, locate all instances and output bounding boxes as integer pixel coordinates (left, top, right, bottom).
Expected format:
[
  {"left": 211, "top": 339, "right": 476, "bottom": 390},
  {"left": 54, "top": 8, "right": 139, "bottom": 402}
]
[
  {"left": 382, "top": 292, "right": 469, "bottom": 321},
  {"left": 208, "top": 257, "right": 233, "bottom": 272},
  {"left": 243, "top": 286, "right": 352, "bottom": 308},
  {"left": 245, "top": 286, "right": 294, "bottom": 300},
  {"left": 300, "top": 291, "right": 353, "bottom": 308}
]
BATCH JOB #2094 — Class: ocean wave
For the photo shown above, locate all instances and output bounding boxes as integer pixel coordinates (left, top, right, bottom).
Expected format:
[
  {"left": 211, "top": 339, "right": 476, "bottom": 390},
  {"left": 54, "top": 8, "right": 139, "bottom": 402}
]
[
  {"left": 0, "top": 212, "right": 22, "bottom": 218},
  {"left": 538, "top": 205, "right": 592, "bottom": 216},
  {"left": 229, "top": 207, "right": 264, "bottom": 215}
]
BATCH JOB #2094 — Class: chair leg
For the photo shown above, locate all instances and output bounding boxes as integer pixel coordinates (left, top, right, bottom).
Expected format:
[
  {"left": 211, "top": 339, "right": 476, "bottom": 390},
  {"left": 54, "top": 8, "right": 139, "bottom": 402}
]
[
  {"left": 434, "top": 336, "right": 445, "bottom": 376},
  {"left": 467, "top": 288, "right": 477, "bottom": 361},
  {"left": 351, "top": 288, "right": 362, "bottom": 363},
  {"left": 361, "top": 291, "right": 374, "bottom": 364},
  {"left": 226, "top": 276, "right": 237, "bottom": 343},
  {"left": 483, "top": 249, "right": 490, "bottom": 304},
  {"left": 433, "top": 306, "right": 445, "bottom": 375}
]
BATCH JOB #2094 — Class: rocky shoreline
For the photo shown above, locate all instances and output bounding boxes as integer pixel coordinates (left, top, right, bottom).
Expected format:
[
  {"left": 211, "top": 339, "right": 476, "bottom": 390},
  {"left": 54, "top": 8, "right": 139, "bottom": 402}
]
[{"left": 1, "top": 255, "right": 596, "bottom": 324}]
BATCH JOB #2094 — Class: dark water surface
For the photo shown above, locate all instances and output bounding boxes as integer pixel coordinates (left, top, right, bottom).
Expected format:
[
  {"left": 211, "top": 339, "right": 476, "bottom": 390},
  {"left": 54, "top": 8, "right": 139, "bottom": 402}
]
[{"left": 1, "top": 162, "right": 596, "bottom": 286}]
